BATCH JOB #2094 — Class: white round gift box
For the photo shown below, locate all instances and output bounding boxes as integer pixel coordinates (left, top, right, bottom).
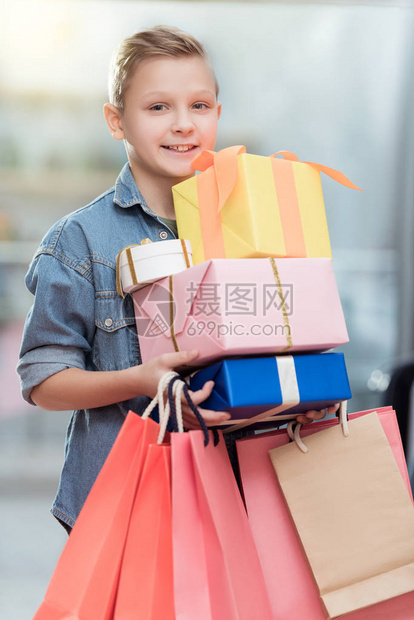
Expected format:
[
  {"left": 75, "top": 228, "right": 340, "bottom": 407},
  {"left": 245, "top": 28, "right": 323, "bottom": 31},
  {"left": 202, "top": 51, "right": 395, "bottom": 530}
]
[{"left": 117, "top": 239, "right": 193, "bottom": 294}]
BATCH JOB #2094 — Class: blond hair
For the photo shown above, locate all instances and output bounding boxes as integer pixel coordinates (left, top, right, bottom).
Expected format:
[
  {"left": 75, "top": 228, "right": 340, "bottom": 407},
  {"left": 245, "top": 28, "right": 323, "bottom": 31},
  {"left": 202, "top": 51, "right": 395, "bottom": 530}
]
[{"left": 109, "top": 25, "right": 218, "bottom": 108}]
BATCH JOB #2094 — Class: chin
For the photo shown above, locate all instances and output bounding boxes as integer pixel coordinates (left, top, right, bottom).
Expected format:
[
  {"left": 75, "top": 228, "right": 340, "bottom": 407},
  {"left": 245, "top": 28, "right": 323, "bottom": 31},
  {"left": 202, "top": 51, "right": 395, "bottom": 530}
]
[{"left": 168, "top": 167, "right": 195, "bottom": 181}]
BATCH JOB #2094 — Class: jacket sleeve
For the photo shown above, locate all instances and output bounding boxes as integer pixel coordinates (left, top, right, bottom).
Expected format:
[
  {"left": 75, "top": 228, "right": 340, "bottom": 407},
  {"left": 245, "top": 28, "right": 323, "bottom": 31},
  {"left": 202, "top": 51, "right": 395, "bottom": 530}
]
[{"left": 17, "top": 248, "right": 96, "bottom": 405}]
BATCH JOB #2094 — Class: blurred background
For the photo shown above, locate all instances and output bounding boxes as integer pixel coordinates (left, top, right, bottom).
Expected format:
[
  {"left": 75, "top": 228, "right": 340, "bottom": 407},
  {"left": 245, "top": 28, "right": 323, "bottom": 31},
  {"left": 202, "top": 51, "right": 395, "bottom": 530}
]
[{"left": 1, "top": 0, "right": 414, "bottom": 617}]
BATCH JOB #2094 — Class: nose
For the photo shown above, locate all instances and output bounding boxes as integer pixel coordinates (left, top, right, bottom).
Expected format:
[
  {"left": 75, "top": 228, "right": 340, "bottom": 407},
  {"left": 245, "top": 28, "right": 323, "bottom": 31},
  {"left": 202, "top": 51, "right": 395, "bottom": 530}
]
[{"left": 171, "top": 108, "right": 195, "bottom": 134}]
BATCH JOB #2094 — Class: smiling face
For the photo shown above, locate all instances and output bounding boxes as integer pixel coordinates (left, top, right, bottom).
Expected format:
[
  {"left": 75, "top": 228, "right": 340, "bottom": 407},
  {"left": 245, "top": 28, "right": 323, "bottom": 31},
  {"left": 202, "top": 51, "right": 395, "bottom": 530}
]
[{"left": 112, "top": 55, "right": 221, "bottom": 186}]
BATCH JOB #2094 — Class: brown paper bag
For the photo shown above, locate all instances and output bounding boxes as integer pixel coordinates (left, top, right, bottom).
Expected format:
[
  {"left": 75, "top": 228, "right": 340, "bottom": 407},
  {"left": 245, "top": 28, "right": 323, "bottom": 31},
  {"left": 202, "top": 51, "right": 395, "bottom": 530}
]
[{"left": 269, "top": 412, "right": 414, "bottom": 619}]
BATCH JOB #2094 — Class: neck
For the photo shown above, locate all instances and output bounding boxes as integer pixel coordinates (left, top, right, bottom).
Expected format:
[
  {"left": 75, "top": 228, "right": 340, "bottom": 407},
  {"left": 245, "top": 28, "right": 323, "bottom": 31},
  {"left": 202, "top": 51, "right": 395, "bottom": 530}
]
[{"left": 129, "top": 165, "right": 191, "bottom": 219}]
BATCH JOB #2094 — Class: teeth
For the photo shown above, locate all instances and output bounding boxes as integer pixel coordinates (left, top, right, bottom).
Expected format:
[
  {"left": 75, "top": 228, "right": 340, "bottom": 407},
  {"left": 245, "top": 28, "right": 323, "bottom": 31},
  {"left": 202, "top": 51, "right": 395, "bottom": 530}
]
[{"left": 167, "top": 145, "right": 193, "bottom": 152}]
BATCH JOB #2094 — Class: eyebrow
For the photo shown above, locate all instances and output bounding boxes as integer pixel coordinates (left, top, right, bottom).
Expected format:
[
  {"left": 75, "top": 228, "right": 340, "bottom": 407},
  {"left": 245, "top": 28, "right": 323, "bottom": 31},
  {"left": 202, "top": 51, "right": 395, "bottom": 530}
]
[{"left": 142, "top": 89, "right": 215, "bottom": 100}]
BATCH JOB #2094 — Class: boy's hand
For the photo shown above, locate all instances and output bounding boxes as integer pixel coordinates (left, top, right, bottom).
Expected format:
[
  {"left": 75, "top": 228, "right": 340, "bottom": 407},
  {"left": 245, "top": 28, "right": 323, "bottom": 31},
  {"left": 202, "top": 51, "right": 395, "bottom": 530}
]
[
  {"left": 179, "top": 379, "right": 231, "bottom": 429},
  {"left": 295, "top": 403, "right": 340, "bottom": 425},
  {"left": 138, "top": 349, "right": 231, "bottom": 428}
]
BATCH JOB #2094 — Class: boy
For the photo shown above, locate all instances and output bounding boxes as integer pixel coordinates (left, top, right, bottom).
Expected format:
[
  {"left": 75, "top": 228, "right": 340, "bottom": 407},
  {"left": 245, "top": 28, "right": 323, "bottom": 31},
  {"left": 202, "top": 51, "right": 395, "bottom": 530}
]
[{"left": 18, "top": 25, "right": 330, "bottom": 532}]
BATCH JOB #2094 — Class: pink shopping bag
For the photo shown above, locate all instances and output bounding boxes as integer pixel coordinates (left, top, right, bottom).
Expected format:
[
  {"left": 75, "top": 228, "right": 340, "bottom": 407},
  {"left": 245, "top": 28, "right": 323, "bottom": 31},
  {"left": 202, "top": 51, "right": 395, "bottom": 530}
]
[
  {"left": 237, "top": 407, "right": 414, "bottom": 619},
  {"left": 172, "top": 430, "right": 273, "bottom": 620},
  {"left": 34, "top": 411, "right": 160, "bottom": 620},
  {"left": 114, "top": 444, "right": 174, "bottom": 619}
]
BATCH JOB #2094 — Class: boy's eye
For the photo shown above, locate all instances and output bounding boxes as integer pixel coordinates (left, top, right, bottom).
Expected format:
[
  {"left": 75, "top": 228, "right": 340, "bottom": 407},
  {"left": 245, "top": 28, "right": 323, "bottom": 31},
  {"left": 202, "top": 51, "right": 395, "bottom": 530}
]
[
  {"left": 149, "top": 104, "right": 167, "bottom": 111},
  {"left": 192, "top": 102, "right": 209, "bottom": 110}
]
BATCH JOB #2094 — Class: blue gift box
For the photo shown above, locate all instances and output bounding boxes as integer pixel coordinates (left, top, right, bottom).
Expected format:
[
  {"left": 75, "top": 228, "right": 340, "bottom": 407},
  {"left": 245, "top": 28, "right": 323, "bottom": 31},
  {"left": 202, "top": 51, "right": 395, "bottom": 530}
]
[{"left": 189, "top": 353, "right": 351, "bottom": 420}]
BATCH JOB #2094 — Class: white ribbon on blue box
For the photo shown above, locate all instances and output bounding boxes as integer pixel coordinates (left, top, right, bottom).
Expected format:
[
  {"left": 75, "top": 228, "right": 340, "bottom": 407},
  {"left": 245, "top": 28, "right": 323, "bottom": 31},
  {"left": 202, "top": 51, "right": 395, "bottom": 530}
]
[
  {"left": 189, "top": 352, "right": 351, "bottom": 432},
  {"left": 277, "top": 355, "right": 300, "bottom": 410}
]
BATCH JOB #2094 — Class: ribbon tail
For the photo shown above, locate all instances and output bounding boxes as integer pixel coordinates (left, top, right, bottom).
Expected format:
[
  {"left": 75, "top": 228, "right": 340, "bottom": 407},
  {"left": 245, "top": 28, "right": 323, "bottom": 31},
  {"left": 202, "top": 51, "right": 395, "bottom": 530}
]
[
  {"left": 271, "top": 151, "right": 362, "bottom": 191},
  {"left": 192, "top": 145, "right": 247, "bottom": 212},
  {"left": 271, "top": 150, "right": 300, "bottom": 162},
  {"left": 305, "top": 162, "right": 362, "bottom": 191},
  {"left": 213, "top": 145, "right": 246, "bottom": 212},
  {"left": 191, "top": 149, "right": 216, "bottom": 172}
]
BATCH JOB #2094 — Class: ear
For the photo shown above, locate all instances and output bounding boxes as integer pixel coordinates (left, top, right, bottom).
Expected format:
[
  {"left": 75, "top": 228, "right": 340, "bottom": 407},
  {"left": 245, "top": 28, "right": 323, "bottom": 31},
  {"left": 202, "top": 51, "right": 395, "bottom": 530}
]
[
  {"left": 217, "top": 101, "right": 222, "bottom": 120},
  {"left": 103, "top": 103, "right": 125, "bottom": 140}
]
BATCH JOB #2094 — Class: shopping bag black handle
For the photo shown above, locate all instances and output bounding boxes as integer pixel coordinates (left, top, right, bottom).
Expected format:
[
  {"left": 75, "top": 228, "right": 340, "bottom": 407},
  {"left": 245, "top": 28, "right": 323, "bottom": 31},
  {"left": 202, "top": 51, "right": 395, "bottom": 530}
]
[{"left": 167, "top": 376, "right": 215, "bottom": 447}]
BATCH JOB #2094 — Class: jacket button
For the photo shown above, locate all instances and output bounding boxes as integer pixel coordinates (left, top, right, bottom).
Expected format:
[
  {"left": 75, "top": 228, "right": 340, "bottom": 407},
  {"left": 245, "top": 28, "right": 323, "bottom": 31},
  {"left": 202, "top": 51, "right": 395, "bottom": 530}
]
[
  {"left": 104, "top": 318, "right": 113, "bottom": 327},
  {"left": 159, "top": 230, "right": 168, "bottom": 240}
]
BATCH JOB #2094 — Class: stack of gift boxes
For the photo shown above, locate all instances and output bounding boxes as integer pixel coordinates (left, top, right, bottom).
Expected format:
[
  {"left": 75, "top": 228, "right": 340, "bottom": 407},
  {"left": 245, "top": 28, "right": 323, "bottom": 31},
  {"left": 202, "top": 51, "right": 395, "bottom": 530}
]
[{"left": 118, "top": 145, "right": 361, "bottom": 428}]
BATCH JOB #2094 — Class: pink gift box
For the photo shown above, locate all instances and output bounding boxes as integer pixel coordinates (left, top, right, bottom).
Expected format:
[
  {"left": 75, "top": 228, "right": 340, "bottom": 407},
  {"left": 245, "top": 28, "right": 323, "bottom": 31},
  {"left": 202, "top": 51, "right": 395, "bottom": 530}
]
[{"left": 132, "top": 258, "right": 348, "bottom": 365}]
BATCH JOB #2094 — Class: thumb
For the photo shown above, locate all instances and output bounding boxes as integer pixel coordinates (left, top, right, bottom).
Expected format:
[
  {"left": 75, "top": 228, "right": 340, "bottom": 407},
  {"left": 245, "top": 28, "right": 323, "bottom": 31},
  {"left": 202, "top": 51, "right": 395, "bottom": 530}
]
[{"left": 161, "top": 349, "right": 199, "bottom": 369}]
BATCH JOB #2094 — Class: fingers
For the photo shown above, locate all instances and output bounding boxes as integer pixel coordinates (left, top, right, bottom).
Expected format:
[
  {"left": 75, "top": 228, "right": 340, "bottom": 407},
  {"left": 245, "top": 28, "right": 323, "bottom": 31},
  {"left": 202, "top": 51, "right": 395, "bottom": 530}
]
[
  {"left": 327, "top": 403, "right": 340, "bottom": 415},
  {"left": 296, "top": 403, "right": 341, "bottom": 425},
  {"left": 181, "top": 403, "right": 231, "bottom": 429},
  {"left": 159, "top": 349, "right": 199, "bottom": 369},
  {"left": 296, "top": 408, "right": 327, "bottom": 425},
  {"left": 295, "top": 413, "right": 312, "bottom": 425},
  {"left": 181, "top": 411, "right": 203, "bottom": 430},
  {"left": 186, "top": 381, "right": 215, "bottom": 405},
  {"left": 198, "top": 406, "right": 231, "bottom": 426}
]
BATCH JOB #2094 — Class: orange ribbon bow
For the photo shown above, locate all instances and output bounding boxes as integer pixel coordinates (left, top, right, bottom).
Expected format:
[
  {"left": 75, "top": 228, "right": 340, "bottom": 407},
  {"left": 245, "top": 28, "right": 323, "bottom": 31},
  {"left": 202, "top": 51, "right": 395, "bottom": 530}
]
[{"left": 191, "top": 146, "right": 362, "bottom": 214}]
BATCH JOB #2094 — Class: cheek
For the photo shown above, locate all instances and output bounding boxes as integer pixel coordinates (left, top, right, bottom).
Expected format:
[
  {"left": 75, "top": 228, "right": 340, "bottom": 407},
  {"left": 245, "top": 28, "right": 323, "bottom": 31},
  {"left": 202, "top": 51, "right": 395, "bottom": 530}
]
[
  {"left": 143, "top": 120, "right": 169, "bottom": 146},
  {"left": 199, "top": 118, "right": 219, "bottom": 147},
  {"left": 124, "top": 115, "right": 159, "bottom": 145}
]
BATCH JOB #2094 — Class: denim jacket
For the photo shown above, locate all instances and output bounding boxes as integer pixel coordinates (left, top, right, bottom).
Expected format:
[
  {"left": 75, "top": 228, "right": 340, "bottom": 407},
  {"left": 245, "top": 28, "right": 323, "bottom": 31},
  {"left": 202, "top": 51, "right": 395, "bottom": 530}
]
[{"left": 17, "top": 163, "right": 176, "bottom": 530}]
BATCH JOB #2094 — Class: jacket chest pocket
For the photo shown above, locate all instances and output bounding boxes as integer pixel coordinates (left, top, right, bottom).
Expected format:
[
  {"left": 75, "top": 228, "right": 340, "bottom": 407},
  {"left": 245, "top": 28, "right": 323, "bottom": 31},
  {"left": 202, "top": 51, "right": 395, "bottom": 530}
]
[{"left": 93, "top": 294, "right": 140, "bottom": 371}]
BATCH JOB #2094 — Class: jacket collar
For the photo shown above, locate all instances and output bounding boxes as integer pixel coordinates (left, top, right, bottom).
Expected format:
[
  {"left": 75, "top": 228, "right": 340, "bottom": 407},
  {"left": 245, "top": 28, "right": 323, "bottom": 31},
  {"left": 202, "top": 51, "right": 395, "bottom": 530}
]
[{"left": 113, "top": 163, "right": 151, "bottom": 212}]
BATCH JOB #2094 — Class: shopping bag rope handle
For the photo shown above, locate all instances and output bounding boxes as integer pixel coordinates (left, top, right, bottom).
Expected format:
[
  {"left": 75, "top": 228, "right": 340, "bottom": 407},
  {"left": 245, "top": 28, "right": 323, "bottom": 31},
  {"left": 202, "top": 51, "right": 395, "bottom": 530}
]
[
  {"left": 287, "top": 401, "right": 349, "bottom": 454},
  {"left": 167, "top": 375, "right": 184, "bottom": 433},
  {"left": 183, "top": 383, "right": 219, "bottom": 446},
  {"left": 141, "top": 371, "right": 177, "bottom": 420},
  {"left": 158, "top": 373, "right": 198, "bottom": 444},
  {"left": 167, "top": 375, "right": 213, "bottom": 446},
  {"left": 140, "top": 371, "right": 212, "bottom": 446},
  {"left": 141, "top": 371, "right": 181, "bottom": 443}
]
